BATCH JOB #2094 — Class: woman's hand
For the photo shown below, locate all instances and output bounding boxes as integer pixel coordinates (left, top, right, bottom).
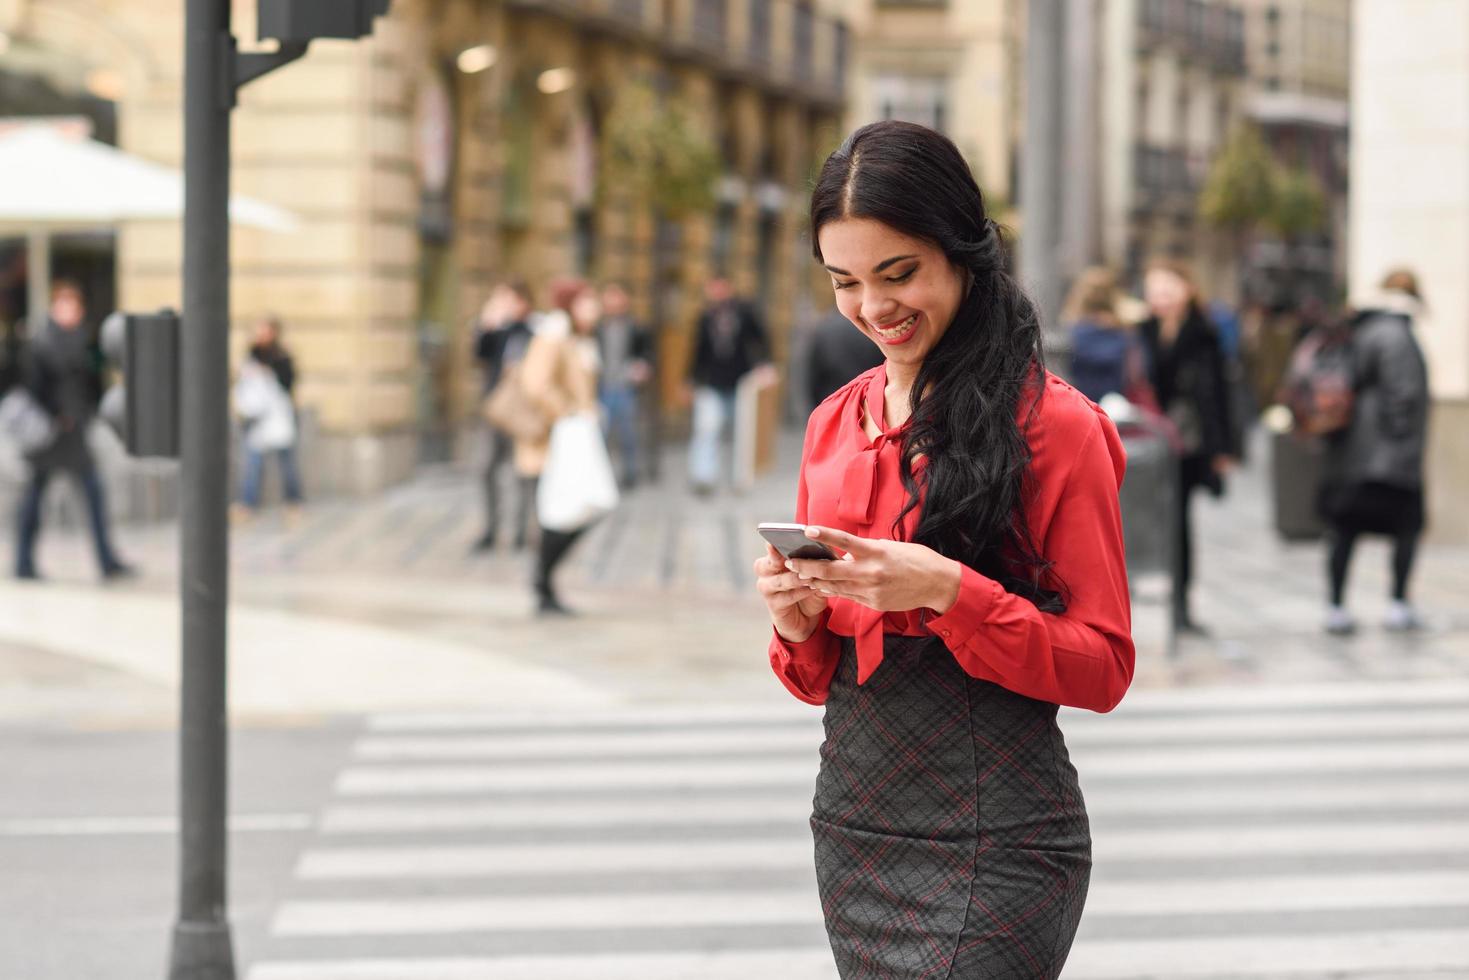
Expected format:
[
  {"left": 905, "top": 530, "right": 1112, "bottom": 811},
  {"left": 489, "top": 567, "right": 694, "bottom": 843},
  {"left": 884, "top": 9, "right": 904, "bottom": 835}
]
[
  {"left": 754, "top": 543, "right": 829, "bottom": 644},
  {"left": 785, "top": 526, "right": 963, "bottom": 616}
]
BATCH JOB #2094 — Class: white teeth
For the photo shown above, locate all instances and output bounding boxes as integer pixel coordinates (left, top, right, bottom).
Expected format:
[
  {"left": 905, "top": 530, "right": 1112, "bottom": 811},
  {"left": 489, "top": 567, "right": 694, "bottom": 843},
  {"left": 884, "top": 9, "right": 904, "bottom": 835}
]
[{"left": 874, "top": 314, "right": 917, "bottom": 338}]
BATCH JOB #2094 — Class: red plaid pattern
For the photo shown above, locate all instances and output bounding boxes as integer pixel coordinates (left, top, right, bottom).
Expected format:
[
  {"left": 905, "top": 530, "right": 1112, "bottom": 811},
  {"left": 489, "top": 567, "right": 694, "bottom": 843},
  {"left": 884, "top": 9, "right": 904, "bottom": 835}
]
[{"left": 811, "top": 636, "right": 1092, "bottom": 979}]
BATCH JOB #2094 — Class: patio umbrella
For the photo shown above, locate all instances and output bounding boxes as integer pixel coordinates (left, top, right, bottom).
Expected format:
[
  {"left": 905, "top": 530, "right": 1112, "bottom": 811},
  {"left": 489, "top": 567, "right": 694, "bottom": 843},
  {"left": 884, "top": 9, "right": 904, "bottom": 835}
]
[{"left": 0, "top": 125, "right": 298, "bottom": 329}]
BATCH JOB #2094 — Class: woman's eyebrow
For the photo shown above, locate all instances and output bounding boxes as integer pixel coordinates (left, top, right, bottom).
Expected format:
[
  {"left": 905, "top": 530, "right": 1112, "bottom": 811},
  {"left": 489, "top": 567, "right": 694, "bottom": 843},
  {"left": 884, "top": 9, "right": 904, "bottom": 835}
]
[{"left": 823, "top": 254, "right": 919, "bottom": 276}]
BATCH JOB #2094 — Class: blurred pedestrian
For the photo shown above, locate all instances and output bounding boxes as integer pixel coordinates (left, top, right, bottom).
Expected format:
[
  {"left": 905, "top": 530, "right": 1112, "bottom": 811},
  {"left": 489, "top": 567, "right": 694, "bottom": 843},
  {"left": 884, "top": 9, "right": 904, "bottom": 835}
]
[
  {"left": 1319, "top": 269, "right": 1430, "bottom": 635},
  {"left": 520, "top": 280, "right": 605, "bottom": 616},
  {"left": 1063, "top": 266, "right": 1153, "bottom": 406},
  {"left": 13, "top": 280, "right": 134, "bottom": 581},
  {"left": 755, "top": 121, "right": 1132, "bottom": 979},
  {"left": 805, "top": 302, "right": 883, "bottom": 409},
  {"left": 1138, "top": 257, "right": 1237, "bottom": 634},
  {"left": 595, "top": 281, "right": 653, "bottom": 488},
  {"left": 232, "top": 314, "right": 304, "bottom": 525},
  {"left": 472, "top": 281, "right": 536, "bottom": 552},
  {"left": 685, "top": 275, "right": 773, "bottom": 495}
]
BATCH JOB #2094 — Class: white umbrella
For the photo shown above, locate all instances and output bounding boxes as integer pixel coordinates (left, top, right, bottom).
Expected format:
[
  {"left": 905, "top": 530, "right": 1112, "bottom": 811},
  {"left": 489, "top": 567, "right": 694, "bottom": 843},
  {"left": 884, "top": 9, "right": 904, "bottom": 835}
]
[{"left": 0, "top": 125, "right": 299, "bottom": 329}]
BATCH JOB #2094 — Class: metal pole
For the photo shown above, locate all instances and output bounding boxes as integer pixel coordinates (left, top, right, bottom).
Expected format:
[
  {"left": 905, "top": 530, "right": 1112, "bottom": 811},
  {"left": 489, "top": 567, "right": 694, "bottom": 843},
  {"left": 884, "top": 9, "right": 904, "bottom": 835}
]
[
  {"left": 1019, "top": 0, "right": 1066, "bottom": 342},
  {"left": 168, "top": 0, "right": 235, "bottom": 975},
  {"left": 1060, "top": 0, "right": 1098, "bottom": 278},
  {"left": 25, "top": 228, "right": 50, "bottom": 336}
]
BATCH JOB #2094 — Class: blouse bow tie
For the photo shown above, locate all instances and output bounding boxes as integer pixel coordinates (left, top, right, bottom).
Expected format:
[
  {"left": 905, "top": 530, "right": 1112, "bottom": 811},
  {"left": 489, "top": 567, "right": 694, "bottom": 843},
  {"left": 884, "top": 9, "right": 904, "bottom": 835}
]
[{"left": 835, "top": 370, "right": 913, "bottom": 685}]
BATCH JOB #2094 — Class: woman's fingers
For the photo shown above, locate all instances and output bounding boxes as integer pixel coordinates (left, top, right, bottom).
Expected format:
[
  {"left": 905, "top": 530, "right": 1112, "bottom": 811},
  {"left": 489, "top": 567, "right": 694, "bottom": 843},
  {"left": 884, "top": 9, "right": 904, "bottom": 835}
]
[
  {"left": 804, "top": 525, "right": 873, "bottom": 557},
  {"left": 787, "top": 557, "right": 864, "bottom": 582},
  {"left": 757, "top": 570, "right": 814, "bottom": 597}
]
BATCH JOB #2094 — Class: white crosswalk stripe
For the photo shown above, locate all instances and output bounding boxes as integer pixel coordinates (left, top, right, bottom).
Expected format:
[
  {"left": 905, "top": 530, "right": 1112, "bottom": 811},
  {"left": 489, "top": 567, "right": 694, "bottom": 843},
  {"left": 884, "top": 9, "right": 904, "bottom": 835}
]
[{"left": 245, "top": 683, "right": 1469, "bottom": 980}]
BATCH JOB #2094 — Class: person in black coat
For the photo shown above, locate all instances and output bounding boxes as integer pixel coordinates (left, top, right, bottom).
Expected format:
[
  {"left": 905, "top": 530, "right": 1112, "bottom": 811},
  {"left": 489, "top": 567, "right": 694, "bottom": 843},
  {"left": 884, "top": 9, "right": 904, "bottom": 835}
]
[
  {"left": 804, "top": 304, "right": 884, "bottom": 410},
  {"left": 14, "top": 281, "right": 133, "bottom": 581},
  {"left": 472, "top": 281, "right": 537, "bottom": 552},
  {"left": 1319, "top": 270, "right": 1430, "bottom": 635},
  {"left": 685, "top": 275, "right": 772, "bottom": 494},
  {"left": 1138, "top": 258, "right": 1237, "bottom": 633},
  {"left": 596, "top": 281, "right": 654, "bottom": 488}
]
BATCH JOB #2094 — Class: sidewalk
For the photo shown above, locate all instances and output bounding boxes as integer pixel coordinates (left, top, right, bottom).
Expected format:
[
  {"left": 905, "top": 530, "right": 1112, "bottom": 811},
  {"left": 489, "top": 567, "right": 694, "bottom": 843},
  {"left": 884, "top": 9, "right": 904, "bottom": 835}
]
[{"left": 0, "top": 426, "right": 1463, "bottom": 723}]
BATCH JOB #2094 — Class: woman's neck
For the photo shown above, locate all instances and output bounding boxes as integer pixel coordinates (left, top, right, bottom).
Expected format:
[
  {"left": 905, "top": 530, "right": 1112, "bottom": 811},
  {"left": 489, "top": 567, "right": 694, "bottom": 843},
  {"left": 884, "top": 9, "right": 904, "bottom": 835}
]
[{"left": 883, "top": 359, "right": 917, "bottom": 428}]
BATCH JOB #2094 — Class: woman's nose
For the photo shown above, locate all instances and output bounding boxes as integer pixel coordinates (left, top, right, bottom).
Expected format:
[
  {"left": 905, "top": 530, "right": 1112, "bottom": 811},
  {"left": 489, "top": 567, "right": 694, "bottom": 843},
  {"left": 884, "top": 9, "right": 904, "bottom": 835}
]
[{"left": 862, "top": 296, "right": 898, "bottom": 326}]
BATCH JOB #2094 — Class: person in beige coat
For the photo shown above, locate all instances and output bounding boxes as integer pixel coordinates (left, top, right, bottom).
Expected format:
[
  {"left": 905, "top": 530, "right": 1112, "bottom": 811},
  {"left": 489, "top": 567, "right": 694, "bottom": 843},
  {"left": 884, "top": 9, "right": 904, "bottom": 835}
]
[{"left": 519, "top": 280, "right": 602, "bottom": 615}]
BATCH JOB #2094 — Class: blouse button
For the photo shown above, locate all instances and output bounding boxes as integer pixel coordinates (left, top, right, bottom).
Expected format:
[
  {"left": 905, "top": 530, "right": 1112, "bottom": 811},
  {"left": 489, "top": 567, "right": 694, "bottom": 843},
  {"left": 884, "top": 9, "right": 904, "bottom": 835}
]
[{"left": 940, "top": 628, "right": 951, "bottom": 638}]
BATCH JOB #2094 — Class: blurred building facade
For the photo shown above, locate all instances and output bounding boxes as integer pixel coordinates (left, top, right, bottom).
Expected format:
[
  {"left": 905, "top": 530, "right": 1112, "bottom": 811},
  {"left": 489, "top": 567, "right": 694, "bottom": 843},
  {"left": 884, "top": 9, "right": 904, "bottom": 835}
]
[
  {"left": 1351, "top": 0, "right": 1468, "bottom": 544},
  {"left": 0, "top": 0, "right": 848, "bottom": 493},
  {"left": 1238, "top": 0, "right": 1351, "bottom": 306},
  {"left": 837, "top": 0, "right": 1023, "bottom": 213},
  {"left": 1099, "top": 0, "right": 1250, "bottom": 300}
]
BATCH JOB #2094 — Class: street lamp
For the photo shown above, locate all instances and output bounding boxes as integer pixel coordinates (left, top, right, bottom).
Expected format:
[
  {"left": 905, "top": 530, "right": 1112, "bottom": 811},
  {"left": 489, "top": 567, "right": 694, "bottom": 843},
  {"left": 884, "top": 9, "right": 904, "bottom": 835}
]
[{"left": 166, "top": 2, "right": 388, "bottom": 977}]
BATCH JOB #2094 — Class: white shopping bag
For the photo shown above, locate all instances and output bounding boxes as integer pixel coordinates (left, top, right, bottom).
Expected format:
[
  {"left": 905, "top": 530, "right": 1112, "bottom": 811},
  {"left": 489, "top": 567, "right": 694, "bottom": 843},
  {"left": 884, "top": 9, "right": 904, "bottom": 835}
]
[{"left": 536, "top": 411, "right": 620, "bottom": 532}]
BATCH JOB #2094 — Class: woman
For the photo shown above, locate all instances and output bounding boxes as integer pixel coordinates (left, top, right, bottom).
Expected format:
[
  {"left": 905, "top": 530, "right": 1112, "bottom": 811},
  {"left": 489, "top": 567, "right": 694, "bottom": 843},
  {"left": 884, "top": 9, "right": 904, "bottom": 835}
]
[
  {"left": 1137, "top": 258, "right": 1235, "bottom": 633},
  {"left": 1064, "top": 266, "right": 1152, "bottom": 406},
  {"left": 753, "top": 121, "right": 1133, "bottom": 979},
  {"left": 1319, "top": 269, "right": 1430, "bottom": 635},
  {"left": 519, "top": 280, "right": 602, "bottom": 616}
]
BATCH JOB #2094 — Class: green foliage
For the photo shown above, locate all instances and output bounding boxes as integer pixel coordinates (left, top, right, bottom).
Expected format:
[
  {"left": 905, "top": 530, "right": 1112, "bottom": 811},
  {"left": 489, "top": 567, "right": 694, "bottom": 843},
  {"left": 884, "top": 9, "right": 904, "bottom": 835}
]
[
  {"left": 1199, "top": 123, "right": 1276, "bottom": 231},
  {"left": 1199, "top": 122, "right": 1331, "bottom": 240},
  {"left": 1268, "top": 164, "right": 1327, "bottom": 238},
  {"left": 601, "top": 80, "right": 720, "bottom": 218}
]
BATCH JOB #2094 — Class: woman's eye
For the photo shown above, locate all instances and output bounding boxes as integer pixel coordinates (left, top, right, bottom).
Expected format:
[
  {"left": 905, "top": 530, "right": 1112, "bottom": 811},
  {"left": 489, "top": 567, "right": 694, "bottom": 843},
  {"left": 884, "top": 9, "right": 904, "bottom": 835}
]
[
  {"left": 833, "top": 280, "right": 856, "bottom": 291},
  {"left": 887, "top": 268, "right": 916, "bottom": 284}
]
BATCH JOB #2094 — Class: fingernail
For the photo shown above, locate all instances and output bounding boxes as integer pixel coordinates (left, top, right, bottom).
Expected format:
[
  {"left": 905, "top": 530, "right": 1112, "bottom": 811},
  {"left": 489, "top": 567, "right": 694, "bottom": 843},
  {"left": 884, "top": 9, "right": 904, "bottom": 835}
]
[{"left": 784, "top": 561, "right": 794, "bottom": 571}]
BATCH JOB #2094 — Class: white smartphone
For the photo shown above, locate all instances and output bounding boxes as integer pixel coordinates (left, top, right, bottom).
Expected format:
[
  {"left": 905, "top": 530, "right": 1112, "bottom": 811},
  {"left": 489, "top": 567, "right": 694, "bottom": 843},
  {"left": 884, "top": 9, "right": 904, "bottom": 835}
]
[{"left": 758, "top": 522, "right": 839, "bottom": 561}]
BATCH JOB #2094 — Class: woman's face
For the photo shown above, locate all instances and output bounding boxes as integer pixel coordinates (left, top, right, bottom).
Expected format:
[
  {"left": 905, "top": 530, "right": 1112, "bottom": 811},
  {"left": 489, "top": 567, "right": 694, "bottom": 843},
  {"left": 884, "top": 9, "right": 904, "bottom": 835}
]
[
  {"left": 1144, "top": 268, "right": 1191, "bottom": 321},
  {"left": 570, "top": 293, "right": 600, "bottom": 333},
  {"left": 816, "top": 217, "right": 966, "bottom": 374}
]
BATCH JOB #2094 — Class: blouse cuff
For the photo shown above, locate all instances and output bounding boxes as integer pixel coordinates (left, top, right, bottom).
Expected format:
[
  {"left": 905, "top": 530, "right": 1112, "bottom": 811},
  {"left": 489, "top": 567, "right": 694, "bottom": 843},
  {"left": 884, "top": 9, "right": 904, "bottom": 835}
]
[
  {"left": 926, "top": 564, "right": 1002, "bottom": 648},
  {"left": 769, "top": 609, "right": 833, "bottom": 666}
]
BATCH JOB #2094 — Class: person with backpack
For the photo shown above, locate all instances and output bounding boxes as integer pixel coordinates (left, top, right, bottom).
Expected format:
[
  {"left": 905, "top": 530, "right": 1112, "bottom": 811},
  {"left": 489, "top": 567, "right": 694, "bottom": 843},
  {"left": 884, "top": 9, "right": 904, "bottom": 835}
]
[{"left": 1317, "top": 269, "right": 1430, "bottom": 635}]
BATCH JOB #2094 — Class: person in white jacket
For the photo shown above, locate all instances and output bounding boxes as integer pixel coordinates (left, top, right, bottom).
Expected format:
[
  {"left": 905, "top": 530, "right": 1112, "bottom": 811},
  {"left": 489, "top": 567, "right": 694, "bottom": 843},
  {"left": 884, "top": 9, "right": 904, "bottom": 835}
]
[{"left": 232, "top": 316, "right": 303, "bottom": 523}]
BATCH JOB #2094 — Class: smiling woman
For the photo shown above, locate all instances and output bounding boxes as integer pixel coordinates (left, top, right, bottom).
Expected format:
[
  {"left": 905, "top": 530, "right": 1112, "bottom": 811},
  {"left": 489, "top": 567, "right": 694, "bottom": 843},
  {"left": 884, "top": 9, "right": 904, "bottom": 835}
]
[{"left": 752, "top": 120, "right": 1135, "bottom": 979}]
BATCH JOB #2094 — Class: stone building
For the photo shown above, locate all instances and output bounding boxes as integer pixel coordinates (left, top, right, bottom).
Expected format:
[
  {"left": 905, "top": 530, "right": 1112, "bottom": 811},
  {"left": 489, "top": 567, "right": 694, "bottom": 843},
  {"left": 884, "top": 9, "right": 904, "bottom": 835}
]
[
  {"left": 1099, "top": 0, "right": 1250, "bottom": 298},
  {"left": 0, "top": 0, "right": 849, "bottom": 493},
  {"left": 837, "top": 0, "right": 1023, "bottom": 212},
  {"left": 1237, "top": 0, "right": 1351, "bottom": 303},
  {"left": 836, "top": 1, "right": 1250, "bottom": 302}
]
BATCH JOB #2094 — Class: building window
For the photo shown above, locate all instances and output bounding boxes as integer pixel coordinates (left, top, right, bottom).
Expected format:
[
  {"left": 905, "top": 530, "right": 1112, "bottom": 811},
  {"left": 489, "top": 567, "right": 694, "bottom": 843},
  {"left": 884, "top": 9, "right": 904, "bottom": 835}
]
[{"left": 872, "top": 73, "right": 949, "bottom": 134}]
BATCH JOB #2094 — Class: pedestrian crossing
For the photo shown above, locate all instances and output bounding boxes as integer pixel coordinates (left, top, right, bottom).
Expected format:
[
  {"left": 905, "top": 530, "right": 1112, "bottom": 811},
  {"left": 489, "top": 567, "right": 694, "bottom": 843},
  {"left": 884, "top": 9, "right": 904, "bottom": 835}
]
[{"left": 244, "top": 681, "right": 1469, "bottom": 980}]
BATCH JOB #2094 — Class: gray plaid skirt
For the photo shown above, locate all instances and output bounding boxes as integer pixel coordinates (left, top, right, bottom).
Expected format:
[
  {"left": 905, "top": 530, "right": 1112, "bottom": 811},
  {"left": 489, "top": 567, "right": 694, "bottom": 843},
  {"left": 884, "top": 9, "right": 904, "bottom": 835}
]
[{"left": 811, "top": 635, "right": 1092, "bottom": 979}]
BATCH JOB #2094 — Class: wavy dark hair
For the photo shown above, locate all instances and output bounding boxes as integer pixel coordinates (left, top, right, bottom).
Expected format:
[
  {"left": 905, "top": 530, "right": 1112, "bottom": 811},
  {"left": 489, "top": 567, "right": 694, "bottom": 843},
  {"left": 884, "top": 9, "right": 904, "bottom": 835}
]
[{"left": 809, "top": 120, "right": 1064, "bottom": 613}]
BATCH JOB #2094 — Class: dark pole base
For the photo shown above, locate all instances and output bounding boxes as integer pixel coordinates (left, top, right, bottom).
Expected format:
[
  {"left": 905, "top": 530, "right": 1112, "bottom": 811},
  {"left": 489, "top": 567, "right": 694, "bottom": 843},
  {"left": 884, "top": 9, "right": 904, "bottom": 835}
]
[{"left": 167, "top": 921, "right": 236, "bottom": 980}]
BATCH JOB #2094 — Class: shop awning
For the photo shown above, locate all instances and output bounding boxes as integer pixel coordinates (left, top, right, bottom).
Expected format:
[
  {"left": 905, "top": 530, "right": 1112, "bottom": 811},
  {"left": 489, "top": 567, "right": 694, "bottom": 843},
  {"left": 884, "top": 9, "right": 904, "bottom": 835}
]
[{"left": 0, "top": 125, "right": 297, "bottom": 232}]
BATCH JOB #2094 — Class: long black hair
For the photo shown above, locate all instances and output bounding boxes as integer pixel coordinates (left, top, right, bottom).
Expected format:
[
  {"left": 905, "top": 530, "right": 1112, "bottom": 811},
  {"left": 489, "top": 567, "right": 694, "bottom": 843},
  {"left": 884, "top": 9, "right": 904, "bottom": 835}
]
[{"left": 809, "top": 120, "right": 1064, "bottom": 613}]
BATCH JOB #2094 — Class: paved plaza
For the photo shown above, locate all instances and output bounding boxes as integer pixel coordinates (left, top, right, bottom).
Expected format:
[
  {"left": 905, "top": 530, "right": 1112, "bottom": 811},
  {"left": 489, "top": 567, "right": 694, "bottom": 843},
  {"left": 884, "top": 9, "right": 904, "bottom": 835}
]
[{"left": 0, "top": 426, "right": 1466, "bottom": 978}]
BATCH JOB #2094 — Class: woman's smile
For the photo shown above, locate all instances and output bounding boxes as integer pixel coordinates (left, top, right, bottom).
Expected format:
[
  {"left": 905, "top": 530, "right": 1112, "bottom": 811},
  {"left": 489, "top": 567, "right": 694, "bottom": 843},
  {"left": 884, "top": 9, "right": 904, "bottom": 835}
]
[{"left": 868, "top": 312, "right": 921, "bottom": 345}]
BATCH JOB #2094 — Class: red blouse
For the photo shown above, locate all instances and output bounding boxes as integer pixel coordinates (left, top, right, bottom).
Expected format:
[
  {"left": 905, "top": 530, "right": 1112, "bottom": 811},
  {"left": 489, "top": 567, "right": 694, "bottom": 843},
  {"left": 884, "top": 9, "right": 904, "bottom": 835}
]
[{"left": 769, "top": 364, "right": 1135, "bottom": 713}]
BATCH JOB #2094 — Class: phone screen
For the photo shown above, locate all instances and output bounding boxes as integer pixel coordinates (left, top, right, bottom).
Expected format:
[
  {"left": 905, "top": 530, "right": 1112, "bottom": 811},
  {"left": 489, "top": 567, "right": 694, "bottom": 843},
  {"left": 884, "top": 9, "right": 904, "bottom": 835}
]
[{"left": 759, "top": 525, "right": 838, "bottom": 561}]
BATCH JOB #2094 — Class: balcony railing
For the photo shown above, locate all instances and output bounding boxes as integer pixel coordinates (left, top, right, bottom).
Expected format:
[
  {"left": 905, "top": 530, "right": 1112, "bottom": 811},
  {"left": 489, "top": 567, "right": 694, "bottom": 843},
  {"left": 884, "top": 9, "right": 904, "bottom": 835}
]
[
  {"left": 1134, "top": 144, "right": 1197, "bottom": 199},
  {"left": 608, "top": 0, "right": 645, "bottom": 23},
  {"left": 1139, "top": 0, "right": 1245, "bottom": 75},
  {"left": 511, "top": 0, "right": 847, "bottom": 107},
  {"left": 792, "top": 0, "right": 814, "bottom": 84},
  {"left": 691, "top": 0, "right": 728, "bottom": 53},
  {"left": 748, "top": 0, "right": 772, "bottom": 69}
]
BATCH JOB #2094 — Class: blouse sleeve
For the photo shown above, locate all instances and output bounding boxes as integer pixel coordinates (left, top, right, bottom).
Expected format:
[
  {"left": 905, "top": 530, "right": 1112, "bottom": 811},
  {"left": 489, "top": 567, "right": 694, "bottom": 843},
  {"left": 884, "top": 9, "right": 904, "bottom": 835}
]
[
  {"left": 924, "top": 416, "right": 1135, "bottom": 712},
  {"left": 769, "top": 421, "right": 841, "bottom": 705}
]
